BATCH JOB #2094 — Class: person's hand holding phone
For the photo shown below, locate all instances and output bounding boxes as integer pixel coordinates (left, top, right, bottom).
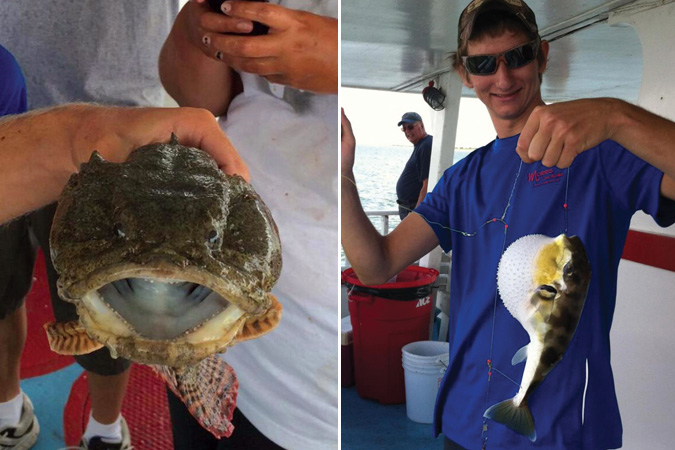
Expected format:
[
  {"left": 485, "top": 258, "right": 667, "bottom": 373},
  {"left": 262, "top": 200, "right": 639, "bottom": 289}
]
[{"left": 193, "top": 0, "right": 337, "bottom": 94}]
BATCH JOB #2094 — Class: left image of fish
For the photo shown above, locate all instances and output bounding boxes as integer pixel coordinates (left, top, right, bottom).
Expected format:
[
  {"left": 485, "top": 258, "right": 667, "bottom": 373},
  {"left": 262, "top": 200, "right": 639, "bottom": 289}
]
[
  {"left": 484, "top": 234, "right": 591, "bottom": 442},
  {"left": 44, "top": 134, "right": 283, "bottom": 438}
]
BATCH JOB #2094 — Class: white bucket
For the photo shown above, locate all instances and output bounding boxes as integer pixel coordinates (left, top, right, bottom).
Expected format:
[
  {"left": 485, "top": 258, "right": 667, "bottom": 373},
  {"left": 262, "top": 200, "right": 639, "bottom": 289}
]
[{"left": 401, "top": 340, "right": 449, "bottom": 423}]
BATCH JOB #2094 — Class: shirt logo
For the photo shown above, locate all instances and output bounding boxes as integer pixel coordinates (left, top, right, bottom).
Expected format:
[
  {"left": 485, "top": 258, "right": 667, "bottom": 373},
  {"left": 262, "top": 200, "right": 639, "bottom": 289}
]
[{"left": 527, "top": 168, "right": 564, "bottom": 187}]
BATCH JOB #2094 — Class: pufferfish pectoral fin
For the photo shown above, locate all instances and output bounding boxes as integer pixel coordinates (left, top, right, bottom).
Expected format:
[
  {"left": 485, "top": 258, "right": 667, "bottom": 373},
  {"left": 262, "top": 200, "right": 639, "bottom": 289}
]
[
  {"left": 152, "top": 355, "right": 238, "bottom": 438},
  {"left": 235, "top": 294, "right": 282, "bottom": 343},
  {"left": 511, "top": 345, "right": 529, "bottom": 366},
  {"left": 44, "top": 321, "right": 104, "bottom": 355}
]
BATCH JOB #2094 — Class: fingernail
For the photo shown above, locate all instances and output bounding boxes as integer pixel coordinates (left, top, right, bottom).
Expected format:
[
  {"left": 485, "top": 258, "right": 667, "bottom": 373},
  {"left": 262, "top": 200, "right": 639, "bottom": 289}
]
[
  {"left": 221, "top": 1, "right": 232, "bottom": 13},
  {"left": 216, "top": 51, "right": 223, "bottom": 60},
  {"left": 236, "top": 21, "right": 253, "bottom": 32},
  {"left": 202, "top": 35, "right": 210, "bottom": 46}
]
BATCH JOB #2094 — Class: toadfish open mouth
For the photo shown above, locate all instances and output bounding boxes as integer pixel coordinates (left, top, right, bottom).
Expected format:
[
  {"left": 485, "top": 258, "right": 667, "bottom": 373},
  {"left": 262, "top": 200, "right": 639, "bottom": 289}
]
[{"left": 82, "top": 277, "right": 246, "bottom": 341}]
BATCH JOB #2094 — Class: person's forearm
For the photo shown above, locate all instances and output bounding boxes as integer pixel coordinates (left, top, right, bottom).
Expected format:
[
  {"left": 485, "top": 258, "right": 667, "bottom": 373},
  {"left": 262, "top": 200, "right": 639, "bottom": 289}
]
[
  {"left": 0, "top": 106, "right": 85, "bottom": 222},
  {"left": 341, "top": 171, "right": 395, "bottom": 285},
  {"left": 159, "top": 4, "right": 240, "bottom": 115},
  {"left": 608, "top": 99, "right": 675, "bottom": 199},
  {"left": 0, "top": 104, "right": 248, "bottom": 224},
  {"left": 416, "top": 179, "right": 429, "bottom": 207}
]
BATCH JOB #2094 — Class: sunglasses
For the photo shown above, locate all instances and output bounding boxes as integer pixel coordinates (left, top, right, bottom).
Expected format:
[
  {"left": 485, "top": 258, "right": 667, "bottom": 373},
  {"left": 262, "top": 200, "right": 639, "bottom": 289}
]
[
  {"left": 401, "top": 123, "right": 417, "bottom": 132},
  {"left": 461, "top": 39, "right": 540, "bottom": 75}
]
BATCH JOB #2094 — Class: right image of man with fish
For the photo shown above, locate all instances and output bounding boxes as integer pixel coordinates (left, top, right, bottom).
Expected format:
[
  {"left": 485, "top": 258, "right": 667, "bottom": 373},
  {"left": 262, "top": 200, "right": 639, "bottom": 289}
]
[{"left": 341, "top": 0, "right": 675, "bottom": 449}]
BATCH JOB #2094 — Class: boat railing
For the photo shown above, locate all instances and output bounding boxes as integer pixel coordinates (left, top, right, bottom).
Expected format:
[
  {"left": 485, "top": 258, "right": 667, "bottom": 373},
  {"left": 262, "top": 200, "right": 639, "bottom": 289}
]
[{"left": 341, "top": 210, "right": 399, "bottom": 270}]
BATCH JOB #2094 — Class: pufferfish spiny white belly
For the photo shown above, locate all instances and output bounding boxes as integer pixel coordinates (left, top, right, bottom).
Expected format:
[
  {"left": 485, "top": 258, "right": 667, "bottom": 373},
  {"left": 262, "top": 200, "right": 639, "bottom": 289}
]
[
  {"left": 45, "top": 134, "right": 282, "bottom": 438},
  {"left": 483, "top": 234, "right": 591, "bottom": 442}
]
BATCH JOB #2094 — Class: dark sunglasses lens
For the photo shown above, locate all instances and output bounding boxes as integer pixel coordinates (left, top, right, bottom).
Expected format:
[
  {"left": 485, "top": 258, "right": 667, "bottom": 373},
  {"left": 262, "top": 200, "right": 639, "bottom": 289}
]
[
  {"left": 505, "top": 43, "right": 536, "bottom": 69},
  {"left": 465, "top": 55, "right": 497, "bottom": 75}
]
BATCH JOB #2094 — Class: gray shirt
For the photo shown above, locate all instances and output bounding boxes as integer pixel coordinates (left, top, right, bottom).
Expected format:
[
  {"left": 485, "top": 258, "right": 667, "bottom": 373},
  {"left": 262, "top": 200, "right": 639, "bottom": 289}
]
[{"left": 0, "top": 1, "right": 179, "bottom": 108}]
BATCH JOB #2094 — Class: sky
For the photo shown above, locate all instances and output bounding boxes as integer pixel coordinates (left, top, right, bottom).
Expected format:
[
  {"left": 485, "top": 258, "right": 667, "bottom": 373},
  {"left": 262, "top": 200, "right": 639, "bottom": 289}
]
[{"left": 341, "top": 87, "right": 497, "bottom": 148}]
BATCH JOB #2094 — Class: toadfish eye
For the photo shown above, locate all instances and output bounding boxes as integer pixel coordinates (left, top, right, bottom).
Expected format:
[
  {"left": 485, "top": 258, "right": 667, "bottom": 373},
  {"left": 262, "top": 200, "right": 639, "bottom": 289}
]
[
  {"left": 207, "top": 229, "right": 219, "bottom": 245},
  {"left": 113, "top": 223, "right": 125, "bottom": 238}
]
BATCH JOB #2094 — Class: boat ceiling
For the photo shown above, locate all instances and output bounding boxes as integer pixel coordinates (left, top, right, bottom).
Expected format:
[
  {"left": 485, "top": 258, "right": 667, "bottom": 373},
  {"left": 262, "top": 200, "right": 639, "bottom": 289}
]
[{"left": 341, "top": 0, "right": 644, "bottom": 102}]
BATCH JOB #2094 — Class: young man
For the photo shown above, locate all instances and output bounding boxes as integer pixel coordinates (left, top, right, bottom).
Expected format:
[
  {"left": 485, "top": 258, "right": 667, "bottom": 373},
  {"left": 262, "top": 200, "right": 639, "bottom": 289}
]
[
  {"left": 341, "top": 0, "right": 675, "bottom": 448},
  {"left": 396, "top": 112, "right": 433, "bottom": 219}
]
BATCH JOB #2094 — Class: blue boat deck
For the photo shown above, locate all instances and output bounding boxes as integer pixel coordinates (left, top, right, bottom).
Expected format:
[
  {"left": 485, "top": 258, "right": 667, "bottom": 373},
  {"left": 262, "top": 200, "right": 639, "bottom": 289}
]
[
  {"left": 21, "top": 364, "right": 84, "bottom": 450},
  {"left": 341, "top": 386, "right": 442, "bottom": 450}
]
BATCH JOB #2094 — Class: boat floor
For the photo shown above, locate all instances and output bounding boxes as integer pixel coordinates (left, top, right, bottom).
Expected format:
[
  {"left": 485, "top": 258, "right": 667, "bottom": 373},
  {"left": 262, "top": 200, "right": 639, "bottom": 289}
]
[{"left": 341, "top": 386, "right": 441, "bottom": 450}]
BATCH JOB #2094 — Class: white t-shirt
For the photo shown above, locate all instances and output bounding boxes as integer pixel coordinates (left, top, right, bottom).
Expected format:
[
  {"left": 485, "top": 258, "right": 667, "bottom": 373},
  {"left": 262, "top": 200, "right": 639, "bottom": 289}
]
[{"left": 218, "top": 1, "right": 338, "bottom": 449}]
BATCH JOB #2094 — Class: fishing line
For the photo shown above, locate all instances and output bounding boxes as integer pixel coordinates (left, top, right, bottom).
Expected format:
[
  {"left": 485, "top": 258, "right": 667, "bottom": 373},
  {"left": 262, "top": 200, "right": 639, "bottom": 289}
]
[{"left": 563, "top": 166, "right": 571, "bottom": 234}]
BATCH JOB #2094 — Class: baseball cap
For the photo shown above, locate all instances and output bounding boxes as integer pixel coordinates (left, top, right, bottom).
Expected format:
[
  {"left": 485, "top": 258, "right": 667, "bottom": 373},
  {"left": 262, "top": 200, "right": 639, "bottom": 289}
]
[
  {"left": 397, "top": 112, "right": 423, "bottom": 127},
  {"left": 458, "top": 0, "right": 538, "bottom": 45}
]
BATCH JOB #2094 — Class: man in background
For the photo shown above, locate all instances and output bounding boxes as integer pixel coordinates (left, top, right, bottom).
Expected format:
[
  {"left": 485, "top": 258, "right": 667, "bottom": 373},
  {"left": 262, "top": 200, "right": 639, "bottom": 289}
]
[{"left": 396, "top": 112, "right": 433, "bottom": 219}]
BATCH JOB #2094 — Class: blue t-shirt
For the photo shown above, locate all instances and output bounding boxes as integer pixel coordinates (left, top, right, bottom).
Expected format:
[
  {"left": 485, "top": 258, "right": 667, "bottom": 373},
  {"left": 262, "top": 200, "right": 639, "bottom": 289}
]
[
  {"left": 415, "top": 134, "right": 675, "bottom": 450},
  {"left": 396, "top": 134, "right": 433, "bottom": 205},
  {"left": 0, "top": 44, "right": 27, "bottom": 116}
]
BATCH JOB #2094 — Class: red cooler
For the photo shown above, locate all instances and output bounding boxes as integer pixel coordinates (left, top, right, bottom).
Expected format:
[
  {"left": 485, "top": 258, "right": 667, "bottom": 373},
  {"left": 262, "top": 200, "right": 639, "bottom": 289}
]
[{"left": 342, "top": 266, "right": 439, "bottom": 404}]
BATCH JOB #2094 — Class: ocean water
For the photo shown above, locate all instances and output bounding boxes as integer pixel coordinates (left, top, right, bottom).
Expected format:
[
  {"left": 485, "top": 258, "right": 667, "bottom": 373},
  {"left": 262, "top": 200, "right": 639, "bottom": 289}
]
[{"left": 341, "top": 144, "right": 473, "bottom": 267}]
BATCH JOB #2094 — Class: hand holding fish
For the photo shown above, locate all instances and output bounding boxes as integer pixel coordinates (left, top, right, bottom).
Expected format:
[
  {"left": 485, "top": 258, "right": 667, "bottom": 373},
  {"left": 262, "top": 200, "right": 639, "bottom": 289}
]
[
  {"left": 0, "top": 104, "right": 248, "bottom": 223},
  {"left": 199, "top": 1, "right": 338, "bottom": 93},
  {"left": 79, "top": 105, "right": 250, "bottom": 181},
  {"left": 516, "top": 98, "right": 618, "bottom": 168}
]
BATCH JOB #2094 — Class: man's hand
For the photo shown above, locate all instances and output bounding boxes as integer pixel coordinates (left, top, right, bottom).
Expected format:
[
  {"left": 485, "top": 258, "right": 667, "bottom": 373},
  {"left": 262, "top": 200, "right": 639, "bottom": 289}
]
[
  {"left": 0, "top": 104, "right": 249, "bottom": 223},
  {"left": 516, "top": 98, "right": 617, "bottom": 168},
  {"left": 341, "top": 108, "right": 356, "bottom": 177},
  {"left": 198, "top": 1, "right": 338, "bottom": 93},
  {"left": 78, "top": 106, "right": 250, "bottom": 182}
]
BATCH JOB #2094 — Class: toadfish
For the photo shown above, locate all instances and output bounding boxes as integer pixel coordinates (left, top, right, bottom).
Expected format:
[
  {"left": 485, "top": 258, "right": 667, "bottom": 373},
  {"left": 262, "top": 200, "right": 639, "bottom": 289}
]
[
  {"left": 484, "top": 234, "right": 591, "bottom": 442},
  {"left": 44, "top": 134, "right": 282, "bottom": 437}
]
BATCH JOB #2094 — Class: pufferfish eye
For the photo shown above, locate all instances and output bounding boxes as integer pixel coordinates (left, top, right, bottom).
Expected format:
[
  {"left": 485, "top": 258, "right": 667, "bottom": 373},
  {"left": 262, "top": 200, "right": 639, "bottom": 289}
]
[{"left": 563, "top": 263, "right": 574, "bottom": 278}]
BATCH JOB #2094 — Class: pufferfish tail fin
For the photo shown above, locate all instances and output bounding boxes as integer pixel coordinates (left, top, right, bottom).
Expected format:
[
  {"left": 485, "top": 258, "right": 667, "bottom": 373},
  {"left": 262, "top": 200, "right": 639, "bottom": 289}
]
[
  {"left": 484, "top": 398, "right": 537, "bottom": 442},
  {"left": 152, "top": 355, "right": 238, "bottom": 438}
]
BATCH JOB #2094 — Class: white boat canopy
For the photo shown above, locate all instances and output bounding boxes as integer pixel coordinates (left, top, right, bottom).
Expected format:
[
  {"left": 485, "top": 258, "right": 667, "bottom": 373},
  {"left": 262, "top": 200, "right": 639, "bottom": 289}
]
[{"left": 342, "top": 0, "right": 647, "bottom": 102}]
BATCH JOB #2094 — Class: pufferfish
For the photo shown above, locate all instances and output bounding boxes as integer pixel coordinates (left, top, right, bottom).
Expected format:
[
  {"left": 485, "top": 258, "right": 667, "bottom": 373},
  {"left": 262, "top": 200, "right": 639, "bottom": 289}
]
[
  {"left": 44, "top": 135, "right": 282, "bottom": 437},
  {"left": 484, "top": 234, "right": 591, "bottom": 442}
]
